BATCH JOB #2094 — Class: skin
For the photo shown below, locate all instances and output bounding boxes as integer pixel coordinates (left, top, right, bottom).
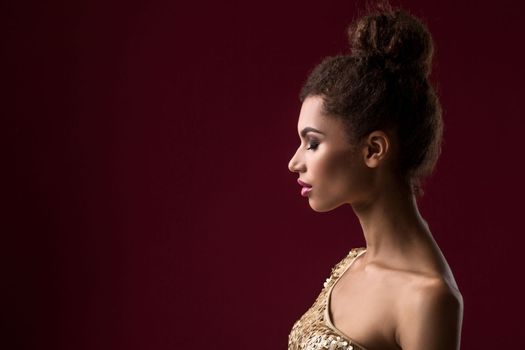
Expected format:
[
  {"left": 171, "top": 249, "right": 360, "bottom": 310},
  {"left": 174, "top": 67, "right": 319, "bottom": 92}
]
[{"left": 288, "top": 95, "right": 463, "bottom": 350}]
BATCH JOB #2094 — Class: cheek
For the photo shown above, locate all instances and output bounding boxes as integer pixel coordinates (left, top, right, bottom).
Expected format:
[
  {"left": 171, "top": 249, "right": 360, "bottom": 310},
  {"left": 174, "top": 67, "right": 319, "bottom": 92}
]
[{"left": 317, "top": 150, "right": 355, "bottom": 187}]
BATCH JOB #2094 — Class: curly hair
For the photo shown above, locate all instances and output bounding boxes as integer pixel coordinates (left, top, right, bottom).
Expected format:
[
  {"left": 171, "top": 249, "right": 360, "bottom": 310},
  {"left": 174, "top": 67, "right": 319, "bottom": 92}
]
[{"left": 299, "top": 0, "right": 443, "bottom": 198}]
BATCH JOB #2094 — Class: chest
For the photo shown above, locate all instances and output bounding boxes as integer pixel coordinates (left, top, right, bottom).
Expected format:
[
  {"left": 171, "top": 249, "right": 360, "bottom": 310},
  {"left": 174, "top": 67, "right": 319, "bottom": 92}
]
[{"left": 328, "top": 272, "right": 402, "bottom": 350}]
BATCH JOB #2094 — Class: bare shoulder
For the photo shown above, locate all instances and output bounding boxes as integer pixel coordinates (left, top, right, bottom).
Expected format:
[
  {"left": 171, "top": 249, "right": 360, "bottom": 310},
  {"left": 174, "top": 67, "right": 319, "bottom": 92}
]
[{"left": 395, "top": 274, "right": 464, "bottom": 350}]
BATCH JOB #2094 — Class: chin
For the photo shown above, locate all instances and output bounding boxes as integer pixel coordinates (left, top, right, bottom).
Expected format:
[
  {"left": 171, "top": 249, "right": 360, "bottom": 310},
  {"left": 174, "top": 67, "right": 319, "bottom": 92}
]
[{"left": 308, "top": 198, "right": 344, "bottom": 212}]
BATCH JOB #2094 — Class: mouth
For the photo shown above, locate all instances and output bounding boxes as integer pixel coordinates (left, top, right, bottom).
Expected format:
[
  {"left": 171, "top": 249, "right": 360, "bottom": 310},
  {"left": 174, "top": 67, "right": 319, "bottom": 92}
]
[
  {"left": 300, "top": 186, "right": 312, "bottom": 197},
  {"left": 297, "top": 179, "right": 312, "bottom": 188},
  {"left": 297, "top": 179, "right": 312, "bottom": 197}
]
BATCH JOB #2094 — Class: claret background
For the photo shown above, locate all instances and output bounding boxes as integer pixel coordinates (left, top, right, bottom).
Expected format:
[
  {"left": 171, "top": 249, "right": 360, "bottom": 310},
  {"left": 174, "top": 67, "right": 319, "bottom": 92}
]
[{"left": 5, "top": 0, "right": 524, "bottom": 348}]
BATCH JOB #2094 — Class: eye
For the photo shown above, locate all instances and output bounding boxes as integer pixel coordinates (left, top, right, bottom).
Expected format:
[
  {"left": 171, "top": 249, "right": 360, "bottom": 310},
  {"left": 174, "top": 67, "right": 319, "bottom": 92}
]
[{"left": 306, "top": 141, "right": 319, "bottom": 150}]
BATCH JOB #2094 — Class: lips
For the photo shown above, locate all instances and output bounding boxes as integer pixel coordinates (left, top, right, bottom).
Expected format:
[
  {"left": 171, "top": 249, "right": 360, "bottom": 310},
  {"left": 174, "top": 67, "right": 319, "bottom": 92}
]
[
  {"left": 297, "top": 179, "right": 312, "bottom": 187},
  {"left": 297, "top": 179, "right": 312, "bottom": 197},
  {"left": 301, "top": 187, "right": 312, "bottom": 197}
]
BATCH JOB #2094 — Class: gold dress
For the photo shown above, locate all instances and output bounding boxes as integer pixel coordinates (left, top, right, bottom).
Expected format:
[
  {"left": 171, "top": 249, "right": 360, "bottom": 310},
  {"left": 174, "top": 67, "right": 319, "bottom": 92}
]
[{"left": 288, "top": 247, "right": 368, "bottom": 350}]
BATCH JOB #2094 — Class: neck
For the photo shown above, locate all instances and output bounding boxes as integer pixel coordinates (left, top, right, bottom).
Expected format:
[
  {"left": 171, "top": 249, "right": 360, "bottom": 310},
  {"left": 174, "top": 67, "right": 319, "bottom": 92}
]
[{"left": 350, "top": 178, "right": 436, "bottom": 264}]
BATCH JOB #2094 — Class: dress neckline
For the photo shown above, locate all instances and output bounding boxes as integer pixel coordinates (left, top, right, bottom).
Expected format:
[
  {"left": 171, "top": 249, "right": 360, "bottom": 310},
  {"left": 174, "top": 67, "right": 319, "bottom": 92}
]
[{"left": 324, "top": 248, "right": 369, "bottom": 350}]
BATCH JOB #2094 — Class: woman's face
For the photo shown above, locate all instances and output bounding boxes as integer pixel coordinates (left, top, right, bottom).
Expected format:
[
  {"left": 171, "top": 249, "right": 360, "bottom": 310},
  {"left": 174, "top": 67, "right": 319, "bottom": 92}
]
[{"left": 288, "top": 95, "right": 375, "bottom": 212}]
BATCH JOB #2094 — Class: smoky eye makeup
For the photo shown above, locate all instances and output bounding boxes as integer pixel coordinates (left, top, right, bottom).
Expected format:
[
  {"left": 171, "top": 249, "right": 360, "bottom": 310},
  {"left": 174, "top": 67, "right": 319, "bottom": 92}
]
[{"left": 306, "top": 138, "right": 320, "bottom": 150}]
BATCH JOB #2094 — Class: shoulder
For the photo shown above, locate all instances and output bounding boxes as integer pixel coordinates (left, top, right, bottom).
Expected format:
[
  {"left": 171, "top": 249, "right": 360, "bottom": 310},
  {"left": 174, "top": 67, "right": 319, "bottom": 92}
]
[{"left": 396, "top": 276, "right": 463, "bottom": 350}]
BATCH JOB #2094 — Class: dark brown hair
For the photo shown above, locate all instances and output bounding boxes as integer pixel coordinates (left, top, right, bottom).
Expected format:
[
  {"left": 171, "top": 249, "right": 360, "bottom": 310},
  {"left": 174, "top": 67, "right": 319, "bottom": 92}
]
[{"left": 299, "top": 0, "right": 443, "bottom": 197}]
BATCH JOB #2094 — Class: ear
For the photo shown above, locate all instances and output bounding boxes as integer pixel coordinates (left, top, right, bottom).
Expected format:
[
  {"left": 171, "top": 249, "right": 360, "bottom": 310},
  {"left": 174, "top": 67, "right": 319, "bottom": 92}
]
[{"left": 361, "top": 130, "right": 390, "bottom": 168}]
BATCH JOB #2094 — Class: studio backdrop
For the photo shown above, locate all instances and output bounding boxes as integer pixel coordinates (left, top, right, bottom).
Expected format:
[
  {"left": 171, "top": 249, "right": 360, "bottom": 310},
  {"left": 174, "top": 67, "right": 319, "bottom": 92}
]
[{"left": 6, "top": 0, "right": 525, "bottom": 349}]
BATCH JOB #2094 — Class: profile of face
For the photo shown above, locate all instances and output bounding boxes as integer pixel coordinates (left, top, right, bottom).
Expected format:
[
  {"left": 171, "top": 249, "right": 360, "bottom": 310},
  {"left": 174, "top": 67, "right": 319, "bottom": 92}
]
[{"left": 288, "top": 95, "right": 387, "bottom": 212}]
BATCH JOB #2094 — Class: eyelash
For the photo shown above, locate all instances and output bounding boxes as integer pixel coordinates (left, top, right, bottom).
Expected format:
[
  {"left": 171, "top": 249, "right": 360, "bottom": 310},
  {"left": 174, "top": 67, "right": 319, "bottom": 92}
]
[{"left": 306, "top": 141, "right": 319, "bottom": 150}]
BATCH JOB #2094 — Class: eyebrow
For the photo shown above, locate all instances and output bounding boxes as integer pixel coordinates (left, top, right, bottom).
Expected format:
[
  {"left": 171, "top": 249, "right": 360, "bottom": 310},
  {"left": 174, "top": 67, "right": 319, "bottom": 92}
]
[{"left": 300, "top": 127, "right": 325, "bottom": 138}]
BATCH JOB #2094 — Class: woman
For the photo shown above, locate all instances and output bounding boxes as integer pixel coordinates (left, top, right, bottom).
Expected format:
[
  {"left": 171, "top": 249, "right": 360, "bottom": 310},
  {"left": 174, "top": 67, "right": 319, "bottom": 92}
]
[{"left": 286, "top": 2, "right": 463, "bottom": 350}]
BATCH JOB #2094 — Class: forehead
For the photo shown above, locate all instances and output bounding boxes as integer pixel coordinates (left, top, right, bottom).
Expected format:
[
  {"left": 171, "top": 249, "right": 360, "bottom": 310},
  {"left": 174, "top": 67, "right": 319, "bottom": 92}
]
[
  {"left": 297, "top": 96, "right": 344, "bottom": 135},
  {"left": 298, "top": 95, "right": 323, "bottom": 126}
]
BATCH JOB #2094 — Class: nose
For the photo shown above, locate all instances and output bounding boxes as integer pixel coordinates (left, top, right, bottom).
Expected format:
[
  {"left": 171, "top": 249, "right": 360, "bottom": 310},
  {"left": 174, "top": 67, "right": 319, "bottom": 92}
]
[{"left": 288, "top": 148, "right": 303, "bottom": 173}]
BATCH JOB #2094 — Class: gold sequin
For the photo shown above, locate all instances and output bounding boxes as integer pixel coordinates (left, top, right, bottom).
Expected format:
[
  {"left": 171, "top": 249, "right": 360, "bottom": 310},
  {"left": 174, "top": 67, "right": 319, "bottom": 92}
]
[{"left": 288, "top": 247, "right": 367, "bottom": 350}]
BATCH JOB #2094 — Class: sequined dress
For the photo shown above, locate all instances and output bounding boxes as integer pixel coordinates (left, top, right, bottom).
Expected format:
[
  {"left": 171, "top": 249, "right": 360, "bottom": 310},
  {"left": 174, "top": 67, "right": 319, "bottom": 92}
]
[{"left": 288, "top": 247, "right": 368, "bottom": 350}]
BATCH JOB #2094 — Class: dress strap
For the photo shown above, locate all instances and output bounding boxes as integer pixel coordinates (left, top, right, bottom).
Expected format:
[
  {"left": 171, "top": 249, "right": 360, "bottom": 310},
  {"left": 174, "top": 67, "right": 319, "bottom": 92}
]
[
  {"left": 323, "top": 248, "right": 366, "bottom": 290},
  {"left": 323, "top": 247, "right": 368, "bottom": 350}
]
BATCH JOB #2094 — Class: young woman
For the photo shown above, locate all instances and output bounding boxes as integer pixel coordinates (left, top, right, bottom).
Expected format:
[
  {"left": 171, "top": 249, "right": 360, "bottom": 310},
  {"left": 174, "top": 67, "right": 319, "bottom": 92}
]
[{"left": 287, "top": 2, "right": 463, "bottom": 350}]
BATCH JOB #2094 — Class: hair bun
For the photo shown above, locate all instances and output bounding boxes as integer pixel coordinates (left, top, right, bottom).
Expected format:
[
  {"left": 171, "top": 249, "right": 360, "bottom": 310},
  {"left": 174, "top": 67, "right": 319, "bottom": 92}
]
[{"left": 348, "top": 2, "right": 434, "bottom": 77}]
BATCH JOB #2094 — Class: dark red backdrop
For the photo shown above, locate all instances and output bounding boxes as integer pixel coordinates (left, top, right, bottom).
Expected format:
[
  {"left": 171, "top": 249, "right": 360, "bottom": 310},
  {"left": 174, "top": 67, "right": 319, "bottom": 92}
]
[{"left": 5, "top": 0, "right": 525, "bottom": 348}]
